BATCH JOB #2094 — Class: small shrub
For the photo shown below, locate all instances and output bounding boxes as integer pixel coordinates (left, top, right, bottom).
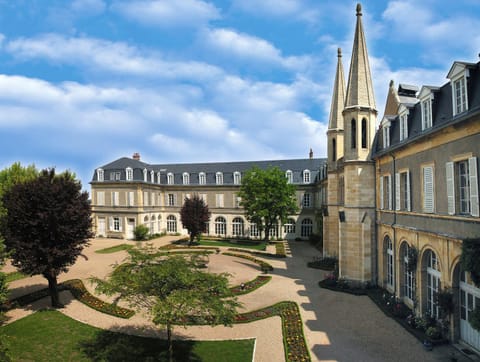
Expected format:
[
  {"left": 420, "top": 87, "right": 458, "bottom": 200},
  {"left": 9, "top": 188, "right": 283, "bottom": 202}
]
[
  {"left": 133, "top": 225, "right": 149, "bottom": 241},
  {"left": 425, "top": 326, "right": 442, "bottom": 340}
]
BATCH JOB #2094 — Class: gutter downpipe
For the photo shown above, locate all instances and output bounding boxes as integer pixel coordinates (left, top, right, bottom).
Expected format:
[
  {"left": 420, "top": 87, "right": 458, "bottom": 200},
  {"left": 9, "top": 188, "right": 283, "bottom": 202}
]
[{"left": 390, "top": 152, "right": 397, "bottom": 297}]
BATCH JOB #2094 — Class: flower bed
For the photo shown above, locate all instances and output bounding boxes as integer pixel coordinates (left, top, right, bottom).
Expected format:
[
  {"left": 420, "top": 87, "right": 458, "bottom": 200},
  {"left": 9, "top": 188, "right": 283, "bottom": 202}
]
[
  {"left": 158, "top": 244, "right": 220, "bottom": 252},
  {"left": 222, "top": 252, "right": 274, "bottom": 272},
  {"left": 230, "top": 276, "right": 272, "bottom": 296},
  {"left": 4, "top": 279, "right": 134, "bottom": 319},
  {"left": 235, "top": 301, "right": 311, "bottom": 362},
  {"left": 227, "top": 246, "right": 286, "bottom": 259}
]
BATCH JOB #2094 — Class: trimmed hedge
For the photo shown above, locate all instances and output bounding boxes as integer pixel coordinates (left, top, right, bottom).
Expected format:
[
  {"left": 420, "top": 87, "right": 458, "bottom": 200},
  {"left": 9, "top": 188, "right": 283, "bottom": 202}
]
[
  {"left": 230, "top": 276, "right": 272, "bottom": 296},
  {"left": 222, "top": 252, "right": 274, "bottom": 272}
]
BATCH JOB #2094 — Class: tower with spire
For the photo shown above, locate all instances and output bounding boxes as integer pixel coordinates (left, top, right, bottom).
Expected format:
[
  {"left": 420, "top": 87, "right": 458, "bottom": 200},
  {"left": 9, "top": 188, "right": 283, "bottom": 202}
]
[{"left": 324, "top": 3, "right": 377, "bottom": 285}]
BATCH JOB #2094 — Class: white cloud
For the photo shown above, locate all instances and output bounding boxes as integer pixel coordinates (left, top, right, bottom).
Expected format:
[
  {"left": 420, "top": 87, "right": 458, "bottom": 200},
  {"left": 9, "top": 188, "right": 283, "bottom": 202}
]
[
  {"left": 71, "top": 0, "right": 106, "bottom": 16},
  {"left": 232, "top": 0, "right": 318, "bottom": 23},
  {"left": 112, "top": 0, "right": 221, "bottom": 28},
  {"left": 6, "top": 34, "right": 223, "bottom": 81}
]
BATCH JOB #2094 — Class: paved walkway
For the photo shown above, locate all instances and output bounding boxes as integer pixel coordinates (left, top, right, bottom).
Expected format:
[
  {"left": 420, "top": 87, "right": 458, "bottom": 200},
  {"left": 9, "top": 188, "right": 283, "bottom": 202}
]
[{"left": 3, "top": 237, "right": 475, "bottom": 361}]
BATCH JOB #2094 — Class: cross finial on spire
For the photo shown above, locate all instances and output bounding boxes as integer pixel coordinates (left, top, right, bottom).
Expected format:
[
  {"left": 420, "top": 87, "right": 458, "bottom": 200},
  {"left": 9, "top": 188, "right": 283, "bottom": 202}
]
[
  {"left": 356, "top": 3, "right": 362, "bottom": 16},
  {"left": 338, "top": 48, "right": 342, "bottom": 58}
]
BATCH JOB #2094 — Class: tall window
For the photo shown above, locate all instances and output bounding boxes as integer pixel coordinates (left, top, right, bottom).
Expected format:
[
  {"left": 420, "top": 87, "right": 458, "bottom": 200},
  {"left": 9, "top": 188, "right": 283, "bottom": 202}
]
[
  {"left": 284, "top": 218, "right": 296, "bottom": 234},
  {"left": 143, "top": 191, "right": 149, "bottom": 207},
  {"left": 421, "top": 99, "right": 432, "bottom": 130},
  {"left": 351, "top": 119, "right": 356, "bottom": 149},
  {"left": 454, "top": 77, "right": 467, "bottom": 115},
  {"left": 234, "top": 172, "right": 241, "bottom": 185},
  {"left": 143, "top": 169, "right": 148, "bottom": 182},
  {"left": 395, "top": 171, "right": 411, "bottom": 211},
  {"left": 112, "top": 217, "right": 121, "bottom": 232},
  {"left": 166, "top": 215, "right": 177, "bottom": 233},
  {"left": 383, "top": 125, "right": 390, "bottom": 148},
  {"left": 399, "top": 113, "right": 408, "bottom": 141},
  {"left": 167, "top": 173, "right": 174, "bottom": 185},
  {"left": 96, "top": 168, "right": 104, "bottom": 182},
  {"left": 446, "top": 157, "right": 479, "bottom": 216},
  {"left": 157, "top": 172, "right": 161, "bottom": 184},
  {"left": 216, "top": 194, "right": 224, "bottom": 208},
  {"left": 332, "top": 138, "right": 337, "bottom": 161},
  {"left": 422, "top": 166, "right": 435, "bottom": 213},
  {"left": 97, "top": 191, "right": 105, "bottom": 206},
  {"left": 249, "top": 223, "right": 259, "bottom": 237},
  {"left": 215, "top": 217, "right": 226, "bottom": 235},
  {"left": 301, "top": 219, "right": 313, "bottom": 237},
  {"left": 380, "top": 175, "right": 392, "bottom": 210},
  {"left": 150, "top": 170, "right": 155, "bottom": 183},
  {"left": 111, "top": 191, "right": 119, "bottom": 206},
  {"left": 286, "top": 170, "right": 293, "bottom": 184},
  {"left": 127, "top": 191, "right": 134, "bottom": 206},
  {"left": 110, "top": 172, "right": 120, "bottom": 181},
  {"left": 216, "top": 172, "right": 223, "bottom": 185},
  {"left": 386, "top": 236, "right": 394, "bottom": 288},
  {"left": 426, "top": 250, "right": 441, "bottom": 319},
  {"left": 167, "top": 193, "right": 176, "bottom": 206},
  {"left": 232, "top": 217, "right": 244, "bottom": 236},
  {"left": 183, "top": 172, "right": 190, "bottom": 185},
  {"left": 361, "top": 119, "right": 367, "bottom": 148},
  {"left": 126, "top": 167, "right": 133, "bottom": 181},
  {"left": 303, "top": 170, "right": 311, "bottom": 184},
  {"left": 302, "top": 193, "right": 311, "bottom": 208},
  {"left": 199, "top": 172, "right": 206, "bottom": 185},
  {"left": 403, "top": 243, "right": 415, "bottom": 301}
]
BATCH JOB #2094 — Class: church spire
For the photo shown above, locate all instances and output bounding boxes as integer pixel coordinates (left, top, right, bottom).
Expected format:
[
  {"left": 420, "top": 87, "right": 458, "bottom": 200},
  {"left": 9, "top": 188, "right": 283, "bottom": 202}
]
[
  {"left": 345, "top": 3, "right": 376, "bottom": 111},
  {"left": 328, "top": 48, "right": 346, "bottom": 130}
]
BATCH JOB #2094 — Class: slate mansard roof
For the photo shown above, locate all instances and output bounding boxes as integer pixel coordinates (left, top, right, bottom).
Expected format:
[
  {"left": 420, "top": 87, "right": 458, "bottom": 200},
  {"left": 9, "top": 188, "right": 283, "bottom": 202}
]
[
  {"left": 92, "top": 157, "right": 327, "bottom": 185},
  {"left": 373, "top": 60, "right": 480, "bottom": 157}
]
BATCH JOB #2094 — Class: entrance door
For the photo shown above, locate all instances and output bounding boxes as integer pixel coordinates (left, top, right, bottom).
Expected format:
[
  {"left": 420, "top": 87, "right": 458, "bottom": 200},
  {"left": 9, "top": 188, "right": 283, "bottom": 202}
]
[
  {"left": 460, "top": 274, "right": 480, "bottom": 351},
  {"left": 126, "top": 219, "right": 135, "bottom": 240},
  {"left": 97, "top": 218, "right": 106, "bottom": 237}
]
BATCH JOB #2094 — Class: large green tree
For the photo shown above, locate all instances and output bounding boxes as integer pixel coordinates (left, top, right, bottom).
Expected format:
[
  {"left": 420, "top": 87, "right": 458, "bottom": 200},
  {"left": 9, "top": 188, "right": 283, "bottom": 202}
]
[
  {"left": 2, "top": 168, "right": 92, "bottom": 307},
  {"left": 91, "top": 247, "right": 240, "bottom": 362},
  {"left": 238, "top": 166, "right": 298, "bottom": 242},
  {"left": 180, "top": 195, "right": 211, "bottom": 245}
]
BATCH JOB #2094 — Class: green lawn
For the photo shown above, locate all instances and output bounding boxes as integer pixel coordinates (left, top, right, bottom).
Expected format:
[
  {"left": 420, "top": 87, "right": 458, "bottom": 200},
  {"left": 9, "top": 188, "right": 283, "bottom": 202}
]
[
  {"left": 2, "top": 310, "right": 254, "bottom": 362},
  {"left": 95, "top": 244, "right": 133, "bottom": 254},
  {"left": 199, "top": 240, "right": 266, "bottom": 251},
  {"left": 5, "top": 271, "right": 28, "bottom": 283}
]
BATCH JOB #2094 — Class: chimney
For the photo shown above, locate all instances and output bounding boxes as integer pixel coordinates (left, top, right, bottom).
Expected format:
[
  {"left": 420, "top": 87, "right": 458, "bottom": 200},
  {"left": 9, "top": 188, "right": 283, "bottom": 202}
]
[
  {"left": 309, "top": 148, "right": 313, "bottom": 159},
  {"left": 132, "top": 152, "right": 141, "bottom": 161}
]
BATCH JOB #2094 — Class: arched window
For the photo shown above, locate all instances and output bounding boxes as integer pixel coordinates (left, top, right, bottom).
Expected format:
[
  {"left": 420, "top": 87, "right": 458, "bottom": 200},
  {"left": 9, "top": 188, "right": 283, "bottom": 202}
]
[
  {"left": 249, "top": 223, "right": 259, "bottom": 238},
  {"left": 232, "top": 217, "right": 244, "bottom": 236},
  {"left": 166, "top": 215, "right": 177, "bottom": 233},
  {"left": 143, "top": 168, "right": 148, "bottom": 182},
  {"left": 284, "top": 218, "right": 296, "bottom": 234},
  {"left": 351, "top": 119, "right": 357, "bottom": 149},
  {"left": 157, "top": 215, "right": 161, "bottom": 233},
  {"left": 401, "top": 242, "right": 415, "bottom": 301},
  {"left": 126, "top": 167, "right": 133, "bottom": 181},
  {"left": 144, "top": 215, "right": 149, "bottom": 223},
  {"left": 361, "top": 118, "right": 367, "bottom": 148},
  {"left": 425, "top": 249, "right": 441, "bottom": 319},
  {"left": 385, "top": 236, "right": 394, "bottom": 288},
  {"left": 286, "top": 170, "right": 293, "bottom": 184},
  {"left": 301, "top": 218, "right": 313, "bottom": 237},
  {"left": 216, "top": 172, "right": 223, "bottom": 185},
  {"left": 199, "top": 172, "right": 206, "bottom": 185},
  {"left": 215, "top": 216, "right": 226, "bottom": 235},
  {"left": 303, "top": 170, "right": 311, "bottom": 184},
  {"left": 157, "top": 172, "right": 161, "bottom": 184},
  {"left": 167, "top": 172, "right": 174, "bottom": 185},
  {"left": 183, "top": 172, "right": 190, "bottom": 185},
  {"left": 233, "top": 172, "right": 241, "bottom": 185},
  {"left": 332, "top": 138, "right": 336, "bottom": 161}
]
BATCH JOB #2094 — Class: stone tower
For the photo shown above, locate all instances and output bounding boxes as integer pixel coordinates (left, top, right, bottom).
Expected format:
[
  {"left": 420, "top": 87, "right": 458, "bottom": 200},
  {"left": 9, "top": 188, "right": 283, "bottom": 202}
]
[
  {"left": 323, "top": 48, "right": 345, "bottom": 258},
  {"left": 325, "top": 3, "right": 377, "bottom": 284}
]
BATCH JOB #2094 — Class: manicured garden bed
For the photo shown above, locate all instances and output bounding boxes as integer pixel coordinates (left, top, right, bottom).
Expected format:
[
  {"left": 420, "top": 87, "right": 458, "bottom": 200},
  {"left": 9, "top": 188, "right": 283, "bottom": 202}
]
[
  {"left": 2, "top": 309, "right": 255, "bottom": 362},
  {"left": 230, "top": 276, "right": 272, "bottom": 295},
  {"left": 228, "top": 241, "right": 287, "bottom": 259},
  {"left": 222, "top": 252, "right": 274, "bottom": 272},
  {"left": 95, "top": 244, "right": 133, "bottom": 254}
]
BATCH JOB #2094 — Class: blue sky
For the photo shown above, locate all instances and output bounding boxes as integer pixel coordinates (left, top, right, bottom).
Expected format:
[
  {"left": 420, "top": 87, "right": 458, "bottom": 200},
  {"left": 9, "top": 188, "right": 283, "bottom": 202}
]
[{"left": 0, "top": 0, "right": 479, "bottom": 191}]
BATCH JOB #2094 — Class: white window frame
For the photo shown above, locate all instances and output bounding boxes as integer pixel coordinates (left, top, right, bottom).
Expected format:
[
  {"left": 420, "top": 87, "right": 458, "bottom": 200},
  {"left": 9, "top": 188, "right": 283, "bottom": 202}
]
[
  {"left": 396, "top": 171, "right": 411, "bottom": 211},
  {"left": 215, "top": 217, "right": 226, "bottom": 235},
  {"left": 126, "top": 167, "right": 133, "bottom": 181},
  {"left": 183, "top": 172, "right": 190, "bottom": 185},
  {"left": 302, "top": 193, "right": 311, "bottom": 208},
  {"left": 284, "top": 218, "right": 296, "bottom": 234},
  {"left": 216, "top": 194, "right": 224, "bottom": 208},
  {"left": 421, "top": 98, "right": 433, "bottom": 130},
  {"left": 386, "top": 237, "right": 394, "bottom": 288},
  {"left": 143, "top": 191, "right": 149, "bottom": 207},
  {"left": 249, "top": 223, "right": 259, "bottom": 237},
  {"left": 303, "top": 170, "right": 311, "bottom": 184},
  {"left": 382, "top": 123, "right": 390, "bottom": 148},
  {"left": 286, "top": 170, "right": 293, "bottom": 184},
  {"left": 427, "top": 250, "right": 441, "bottom": 319},
  {"left": 127, "top": 191, "right": 134, "bottom": 206},
  {"left": 399, "top": 112, "right": 408, "bottom": 141},
  {"left": 157, "top": 172, "right": 161, "bottom": 184},
  {"left": 453, "top": 76, "right": 468, "bottom": 115},
  {"left": 167, "top": 172, "right": 174, "bottom": 185},
  {"left": 113, "top": 217, "right": 121, "bottom": 231},
  {"left": 199, "top": 172, "right": 206, "bottom": 185},
  {"left": 301, "top": 218, "right": 313, "bottom": 237},
  {"left": 216, "top": 172, "right": 223, "bottom": 185},
  {"left": 97, "top": 191, "right": 105, "bottom": 206},
  {"left": 446, "top": 157, "right": 479, "bottom": 217},
  {"left": 167, "top": 193, "right": 176, "bottom": 206},
  {"left": 96, "top": 168, "right": 104, "bottom": 182},
  {"left": 232, "top": 217, "right": 244, "bottom": 236},
  {"left": 403, "top": 245, "right": 415, "bottom": 302},
  {"left": 111, "top": 191, "right": 120, "bottom": 206},
  {"left": 234, "top": 171, "right": 241, "bottom": 185},
  {"left": 143, "top": 169, "right": 148, "bottom": 182},
  {"left": 166, "top": 215, "right": 177, "bottom": 233},
  {"left": 150, "top": 170, "right": 154, "bottom": 183}
]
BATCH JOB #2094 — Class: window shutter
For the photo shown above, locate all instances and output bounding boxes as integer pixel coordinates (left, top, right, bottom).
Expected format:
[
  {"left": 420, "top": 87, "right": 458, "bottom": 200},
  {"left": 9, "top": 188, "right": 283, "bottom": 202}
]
[
  {"left": 423, "top": 166, "right": 434, "bottom": 213},
  {"left": 406, "top": 171, "right": 411, "bottom": 211},
  {"left": 388, "top": 175, "right": 392, "bottom": 210},
  {"left": 109, "top": 217, "right": 113, "bottom": 231},
  {"left": 119, "top": 218, "right": 123, "bottom": 232},
  {"left": 446, "top": 162, "right": 455, "bottom": 215},
  {"left": 395, "top": 173, "right": 401, "bottom": 211},
  {"left": 174, "top": 194, "right": 178, "bottom": 206},
  {"left": 469, "top": 157, "right": 479, "bottom": 217},
  {"left": 379, "top": 176, "right": 384, "bottom": 210}
]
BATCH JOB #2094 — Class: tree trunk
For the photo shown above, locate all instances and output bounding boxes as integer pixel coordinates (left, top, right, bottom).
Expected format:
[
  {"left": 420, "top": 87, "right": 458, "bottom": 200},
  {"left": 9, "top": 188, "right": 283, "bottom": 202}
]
[
  {"left": 189, "top": 233, "right": 194, "bottom": 246},
  {"left": 167, "top": 323, "right": 173, "bottom": 362},
  {"left": 45, "top": 273, "right": 62, "bottom": 308},
  {"left": 264, "top": 226, "right": 270, "bottom": 243}
]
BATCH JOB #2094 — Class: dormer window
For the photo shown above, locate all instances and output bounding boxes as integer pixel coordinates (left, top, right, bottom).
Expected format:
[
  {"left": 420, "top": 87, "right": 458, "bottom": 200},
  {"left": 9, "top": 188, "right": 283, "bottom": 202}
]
[
  {"left": 399, "top": 113, "right": 408, "bottom": 141},
  {"left": 96, "top": 168, "right": 104, "bottom": 182},
  {"left": 216, "top": 172, "right": 223, "bottom": 185},
  {"left": 382, "top": 120, "right": 391, "bottom": 149},
  {"left": 150, "top": 170, "right": 155, "bottom": 183},
  {"left": 447, "top": 62, "right": 471, "bottom": 117},
  {"left": 199, "top": 172, "right": 206, "bottom": 185},
  {"left": 286, "top": 170, "right": 293, "bottom": 184},
  {"left": 126, "top": 167, "right": 133, "bottom": 181},
  {"left": 233, "top": 171, "right": 241, "bottom": 185},
  {"left": 167, "top": 172, "right": 174, "bottom": 185},
  {"left": 454, "top": 77, "right": 467, "bottom": 115},
  {"left": 183, "top": 172, "right": 190, "bottom": 185},
  {"left": 303, "top": 170, "right": 310, "bottom": 184},
  {"left": 157, "top": 172, "right": 161, "bottom": 184},
  {"left": 421, "top": 98, "right": 432, "bottom": 130},
  {"left": 143, "top": 168, "right": 148, "bottom": 182}
]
